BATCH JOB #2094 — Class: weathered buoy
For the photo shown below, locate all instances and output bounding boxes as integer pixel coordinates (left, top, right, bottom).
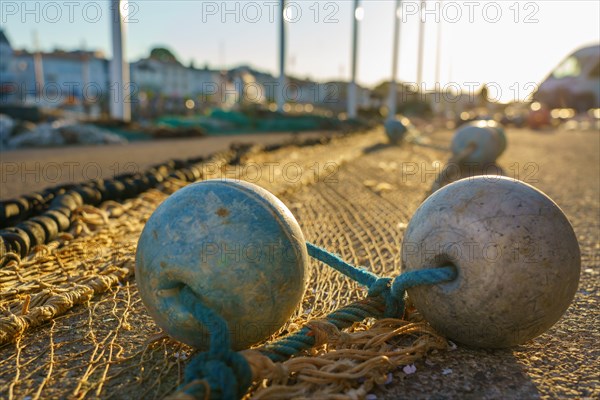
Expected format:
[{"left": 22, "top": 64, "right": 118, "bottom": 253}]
[
  {"left": 136, "top": 179, "right": 308, "bottom": 350},
  {"left": 384, "top": 118, "right": 408, "bottom": 145},
  {"left": 451, "top": 121, "right": 505, "bottom": 164},
  {"left": 484, "top": 120, "right": 507, "bottom": 155},
  {"left": 401, "top": 176, "right": 580, "bottom": 348},
  {"left": 467, "top": 119, "right": 507, "bottom": 156}
]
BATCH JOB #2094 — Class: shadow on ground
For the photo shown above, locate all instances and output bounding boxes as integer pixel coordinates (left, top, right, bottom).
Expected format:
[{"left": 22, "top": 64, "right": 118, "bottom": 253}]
[
  {"left": 374, "top": 345, "right": 541, "bottom": 399},
  {"left": 428, "top": 161, "right": 506, "bottom": 199}
]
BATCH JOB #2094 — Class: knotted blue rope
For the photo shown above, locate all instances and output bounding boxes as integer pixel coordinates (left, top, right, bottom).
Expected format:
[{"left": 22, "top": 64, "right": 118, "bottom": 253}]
[
  {"left": 175, "top": 241, "right": 457, "bottom": 399},
  {"left": 306, "top": 243, "right": 456, "bottom": 318},
  {"left": 308, "top": 242, "right": 404, "bottom": 318},
  {"left": 177, "top": 286, "right": 252, "bottom": 399}
]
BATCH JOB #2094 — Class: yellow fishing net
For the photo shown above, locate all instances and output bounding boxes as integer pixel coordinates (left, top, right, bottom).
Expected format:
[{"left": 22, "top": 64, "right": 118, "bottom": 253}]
[{"left": 0, "top": 130, "right": 451, "bottom": 399}]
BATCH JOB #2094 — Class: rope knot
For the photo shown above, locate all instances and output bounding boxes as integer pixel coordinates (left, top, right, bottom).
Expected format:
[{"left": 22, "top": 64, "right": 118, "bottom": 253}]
[
  {"left": 367, "top": 277, "right": 406, "bottom": 318},
  {"left": 173, "top": 286, "right": 252, "bottom": 400},
  {"left": 180, "top": 350, "right": 251, "bottom": 400}
]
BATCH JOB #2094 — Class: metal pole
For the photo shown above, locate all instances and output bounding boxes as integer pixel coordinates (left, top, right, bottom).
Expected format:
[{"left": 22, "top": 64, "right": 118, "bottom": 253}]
[
  {"left": 434, "top": 0, "right": 443, "bottom": 114},
  {"left": 448, "top": 55, "right": 455, "bottom": 117},
  {"left": 416, "top": 0, "right": 425, "bottom": 90},
  {"left": 434, "top": 1, "right": 442, "bottom": 86},
  {"left": 275, "top": 0, "right": 286, "bottom": 113},
  {"left": 82, "top": 53, "right": 91, "bottom": 115},
  {"left": 348, "top": 0, "right": 360, "bottom": 119},
  {"left": 387, "top": 0, "right": 402, "bottom": 121},
  {"left": 109, "top": 0, "right": 131, "bottom": 122},
  {"left": 277, "top": 0, "right": 286, "bottom": 112},
  {"left": 32, "top": 31, "right": 44, "bottom": 96}
]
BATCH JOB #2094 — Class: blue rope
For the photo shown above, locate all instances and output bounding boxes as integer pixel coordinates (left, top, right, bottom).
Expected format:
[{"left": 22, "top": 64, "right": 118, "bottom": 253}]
[
  {"left": 177, "top": 286, "right": 252, "bottom": 400},
  {"left": 307, "top": 242, "right": 457, "bottom": 318},
  {"left": 258, "top": 296, "right": 384, "bottom": 363},
  {"left": 306, "top": 242, "right": 379, "bottom": 287},
  {"left": 176, "top": 242, "right": 457, "bottom": 399}
]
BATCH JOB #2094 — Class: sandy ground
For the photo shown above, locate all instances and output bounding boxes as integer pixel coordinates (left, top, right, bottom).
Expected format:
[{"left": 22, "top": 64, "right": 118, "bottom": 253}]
[{"left": 0, "top": 131, "right": 331, "bottom": 200}]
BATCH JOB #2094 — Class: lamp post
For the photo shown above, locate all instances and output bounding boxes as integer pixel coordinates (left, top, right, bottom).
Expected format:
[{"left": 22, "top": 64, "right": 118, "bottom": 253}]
[
  {"left": 416, "top": 0, "right": 425, "bottom": 90},
  {"left": 32, "top": 31, "right": 44, "bottom": 96},
  {"left": 435, "top": 1, "right": 443, "bottom": 88},
  {"left": 277, "top": 0, "right": 286, "bottom": 112},
  {"left": 348, "top": 0, "right": 361, "bottom": 120},
  {"left": 387, "top": 0, "right": 402, "bottom": 121},
  {"left": 109, "top": 0, "right": 131, "bottom": 122}
]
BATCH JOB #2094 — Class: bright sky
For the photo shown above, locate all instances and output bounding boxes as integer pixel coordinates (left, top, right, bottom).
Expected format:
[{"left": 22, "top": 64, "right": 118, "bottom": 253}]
[{"left": 1, "top": 1, "right": 599, "bottom": 102}]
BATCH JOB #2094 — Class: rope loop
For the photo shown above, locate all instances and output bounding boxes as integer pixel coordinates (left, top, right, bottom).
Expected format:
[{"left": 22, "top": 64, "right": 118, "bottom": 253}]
[
  {"left": 175, "top": 286, "right": 253, "bottom": 400},
  {"left": 391, "top": 266, "right": 458, "bottom": 300},
  {"left": 181, "top": 351, "right": 251, "bottom": 400}
]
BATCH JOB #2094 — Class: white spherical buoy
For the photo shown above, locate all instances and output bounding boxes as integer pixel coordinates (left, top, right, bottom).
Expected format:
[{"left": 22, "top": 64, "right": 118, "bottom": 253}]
[
  {"left": 451, "top": 121, "right": 506, "bottom": 164},
  {"left": 401, "top": 176, "right": 580, "bottom": 348},
  {"left": 467, "top": 119, "right": 507, "bottom": 156},
  {"left": 483, "top": 120, "right": 507, "bottom": 155},
  {"left": 136, "top": 179, "right": 308, "bottom": 350}
]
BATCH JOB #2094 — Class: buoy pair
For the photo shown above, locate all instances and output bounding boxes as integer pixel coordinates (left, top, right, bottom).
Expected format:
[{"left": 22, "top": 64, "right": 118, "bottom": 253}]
[{"left": 136, "top": 177, "right": 580, "bottom": 350}]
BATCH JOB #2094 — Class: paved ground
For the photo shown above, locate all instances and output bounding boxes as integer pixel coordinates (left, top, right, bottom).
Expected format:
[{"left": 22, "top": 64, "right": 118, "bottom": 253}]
[
  {"left": 0, "top": 126, "right": 598, "bottom": 399},
  {"left": 365, "top": 128, "right": 599, "bottom": 399},
  {"left": 260, "top": 126, "right": 598, "bottom": 399},
  {"left": 0, "top": 131, "right": 332, "bottom": 200}
]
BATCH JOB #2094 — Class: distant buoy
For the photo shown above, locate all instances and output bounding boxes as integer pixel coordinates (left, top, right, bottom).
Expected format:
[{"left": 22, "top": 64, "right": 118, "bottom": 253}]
[
  {"left": 451, "top": 121, "right": 506, "bottom": 164},
  {"left": 384, "top": 118, "right": 408, "bottom": 145}
]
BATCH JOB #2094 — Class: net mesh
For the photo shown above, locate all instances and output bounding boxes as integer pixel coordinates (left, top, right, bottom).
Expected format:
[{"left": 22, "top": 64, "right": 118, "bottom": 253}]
[{"left": 0, "top": 130, "right": 452, "bottom": 399}]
